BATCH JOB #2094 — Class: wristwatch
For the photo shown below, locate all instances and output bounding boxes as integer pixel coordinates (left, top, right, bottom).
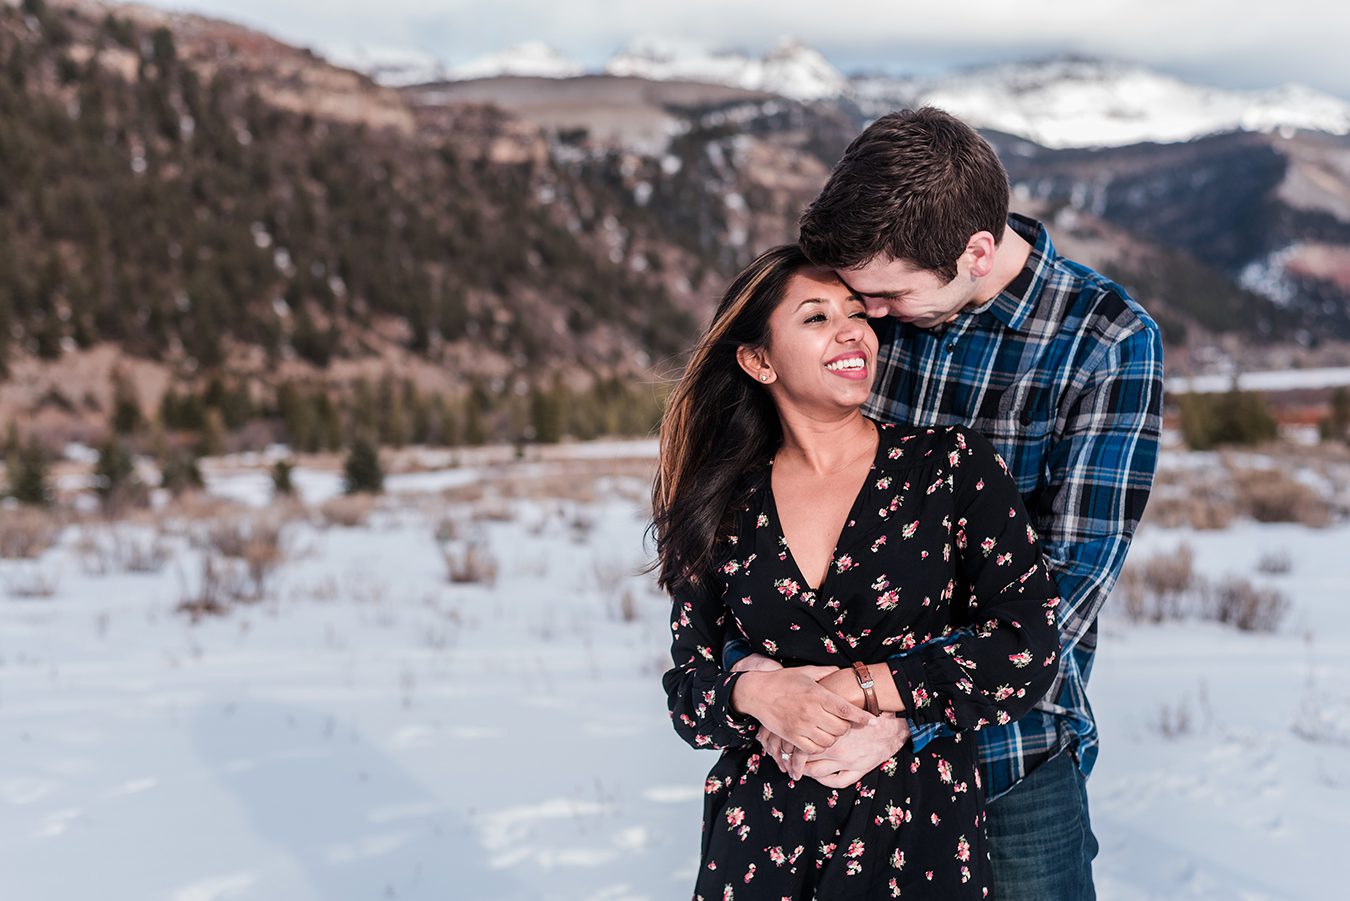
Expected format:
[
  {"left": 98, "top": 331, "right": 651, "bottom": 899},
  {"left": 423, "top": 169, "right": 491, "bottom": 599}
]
[{"left": 852, "top": 661, "right": 881, "bottom": 716}]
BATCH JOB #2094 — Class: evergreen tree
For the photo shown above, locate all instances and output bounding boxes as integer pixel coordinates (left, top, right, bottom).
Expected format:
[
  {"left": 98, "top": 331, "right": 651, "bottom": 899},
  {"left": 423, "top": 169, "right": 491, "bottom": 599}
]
[
  {"left": 111, "top": 371, "right": 143, "bottom": 435},
  {"left": 1178, "top": 388, "right": 1279, "bottom": 450},
  {"left": 195, "top": 408, "right": 226, "bottom": 457},
  {"left": 342, "top": 434, "right": 383, "bottom": 494},
  {"left": 271, "top": 458, "right": 295, "bottom": 497},
  {"left": 9, "top": 434, "right": 53, "bottom": 506},
  {"left": 530, "top": 381, "right": 565, "bottom": 444},
  {"left": 1320, "top": 387, "right": 1350, "bottom": 444},
  {"left": 94, "top": 437, "right": 143, "bottom": 513},
  {"left": 159, "top": 449, "right": 203, "bottom": 496}
]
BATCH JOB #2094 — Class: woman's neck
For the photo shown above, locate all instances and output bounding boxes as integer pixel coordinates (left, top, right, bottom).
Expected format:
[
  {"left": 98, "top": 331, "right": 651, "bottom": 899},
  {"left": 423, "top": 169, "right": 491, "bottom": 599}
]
[{"left": 775, "top": 408, "right": 876, "bottom": 475}]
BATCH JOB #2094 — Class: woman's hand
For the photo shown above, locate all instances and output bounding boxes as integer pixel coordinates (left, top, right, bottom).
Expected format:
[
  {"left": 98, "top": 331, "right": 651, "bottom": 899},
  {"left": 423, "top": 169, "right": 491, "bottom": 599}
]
[{"left": 731, "top": 666, "right": 876, "bottom": 754}]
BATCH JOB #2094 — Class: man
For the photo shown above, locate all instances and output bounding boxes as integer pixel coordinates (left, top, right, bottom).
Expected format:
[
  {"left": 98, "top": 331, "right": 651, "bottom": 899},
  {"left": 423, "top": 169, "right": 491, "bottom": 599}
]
[{"left": 727, "top": 107, "right": 1164, "bottom": 900}]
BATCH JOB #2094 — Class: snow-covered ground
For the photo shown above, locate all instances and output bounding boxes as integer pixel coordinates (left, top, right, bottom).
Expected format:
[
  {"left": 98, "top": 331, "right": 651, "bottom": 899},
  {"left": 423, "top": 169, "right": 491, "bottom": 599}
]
[{"left": 1, "top": 444, "right": 1347, "bottom": 900}]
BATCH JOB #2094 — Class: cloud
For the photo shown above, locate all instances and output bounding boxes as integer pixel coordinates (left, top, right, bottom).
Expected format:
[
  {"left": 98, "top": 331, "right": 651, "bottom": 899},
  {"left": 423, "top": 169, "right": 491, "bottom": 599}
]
[{"left": 137, "top": 0, "right": 1350, "bottom": 97}]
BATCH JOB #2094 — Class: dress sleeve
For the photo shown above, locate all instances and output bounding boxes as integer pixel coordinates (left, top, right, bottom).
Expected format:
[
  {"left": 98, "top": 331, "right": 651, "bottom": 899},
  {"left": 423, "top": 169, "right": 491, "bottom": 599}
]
[
  {"left": 662, "top": 575, "right": 761, "bottom": 750},
  {"left": 888, "top": 427, "right": 1061, "bottom": 732}
]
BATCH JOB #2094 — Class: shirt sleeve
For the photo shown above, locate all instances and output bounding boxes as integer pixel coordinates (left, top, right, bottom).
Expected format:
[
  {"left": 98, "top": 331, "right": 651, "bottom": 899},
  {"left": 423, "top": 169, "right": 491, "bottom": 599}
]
[
  {"left": 888, "top": 427, "right": 1062, "bottom": 731},
  {"left": 1034, "top": 324, "right": 1163, "bottom": 702},
  {"left": 662, "top": 575, "right": 761, "bottom": 751}
]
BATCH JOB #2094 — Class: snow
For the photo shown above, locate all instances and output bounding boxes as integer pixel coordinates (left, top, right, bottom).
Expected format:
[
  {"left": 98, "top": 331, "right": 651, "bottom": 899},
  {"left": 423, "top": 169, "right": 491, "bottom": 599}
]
[
  {"left": 2, "top": 442, "right": 1347, "bottom": 899},
  {"left": 449, "top": 42, "right": 584, "bottom": 81},
  {"left": 1167, "top": 366, "right": 1350, "bottom": 394},
  {"left": 606, "top": 36, "right": 848, "bottom": 102},
  {"left": 873, "top": 58, "right": 1350, "bottom": 149},
  {"left": 318, "top": 42, "right": 448, "bottom": 87}
]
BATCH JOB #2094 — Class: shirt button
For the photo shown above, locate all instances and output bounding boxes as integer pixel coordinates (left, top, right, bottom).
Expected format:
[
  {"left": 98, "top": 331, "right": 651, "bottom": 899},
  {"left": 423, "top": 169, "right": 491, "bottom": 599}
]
[{"left": 945, "top": 342, "right": 957, "bottom": 353}]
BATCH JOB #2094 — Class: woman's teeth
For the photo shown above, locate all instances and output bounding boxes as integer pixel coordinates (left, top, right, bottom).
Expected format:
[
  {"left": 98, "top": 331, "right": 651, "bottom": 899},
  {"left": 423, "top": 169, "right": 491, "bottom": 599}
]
[{"left": 826, "top": 358, "right": 865, "bottom": 372}]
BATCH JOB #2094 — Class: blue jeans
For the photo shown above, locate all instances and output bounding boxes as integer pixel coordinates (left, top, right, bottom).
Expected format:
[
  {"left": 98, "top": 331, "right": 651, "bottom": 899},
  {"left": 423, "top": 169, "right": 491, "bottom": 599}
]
[{"left": 985, "top": 751, "right": 1098, "bottom": 901}]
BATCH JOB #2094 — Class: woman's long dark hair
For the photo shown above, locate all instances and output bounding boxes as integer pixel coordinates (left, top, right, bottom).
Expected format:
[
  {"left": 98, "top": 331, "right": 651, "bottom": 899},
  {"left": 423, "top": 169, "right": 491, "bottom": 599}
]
[{"left": 652, "top": 244, "right": 813, "bottom": 593}]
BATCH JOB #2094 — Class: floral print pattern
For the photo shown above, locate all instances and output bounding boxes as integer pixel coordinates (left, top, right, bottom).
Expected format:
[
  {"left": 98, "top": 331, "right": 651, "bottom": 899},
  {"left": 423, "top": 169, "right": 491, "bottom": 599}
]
[{"left": 663, "top": 424, "right": 1060, "bottom": 899}]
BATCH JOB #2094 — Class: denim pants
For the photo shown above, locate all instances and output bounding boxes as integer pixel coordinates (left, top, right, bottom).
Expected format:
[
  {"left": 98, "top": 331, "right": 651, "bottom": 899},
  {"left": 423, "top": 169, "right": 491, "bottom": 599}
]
[{"left": 985, "top": 751, "right": 1099, "bottom": 901}]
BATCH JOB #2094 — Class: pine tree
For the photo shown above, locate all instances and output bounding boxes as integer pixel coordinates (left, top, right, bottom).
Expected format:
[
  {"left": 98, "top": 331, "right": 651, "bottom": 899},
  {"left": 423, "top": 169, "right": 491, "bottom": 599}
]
[
  {"left": 9, "top": 434, "right": 53, "bottom": 506},
  {"left": 94, "top": 437, "right": 143, "bottom": 513},
  {"left": 271, "top": 458, "right": 295, "bottom": 497},
  {"left": 342, "top": 434, "right": 383, "bottom": 494},
  {"left": 111, "top": 370, "right": 143, "bottom": 435},
  {"left": 1320, "top": 387, "right": 1350, "bottom": 444},
  {"left": 159, "top": 449, "right": 203, "bottom": 496}
]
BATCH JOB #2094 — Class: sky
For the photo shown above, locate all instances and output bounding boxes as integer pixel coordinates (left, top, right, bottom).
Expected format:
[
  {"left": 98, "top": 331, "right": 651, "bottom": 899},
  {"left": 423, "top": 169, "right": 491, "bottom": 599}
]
[{"left": 134, "top": 0, "right": 1350, "bottom": 99}]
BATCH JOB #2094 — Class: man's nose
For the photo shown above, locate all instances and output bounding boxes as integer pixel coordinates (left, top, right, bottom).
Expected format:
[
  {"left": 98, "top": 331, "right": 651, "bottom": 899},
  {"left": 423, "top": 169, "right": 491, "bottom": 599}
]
[{"left": 863, "top": 298, "right": 891, "bottom": 319}]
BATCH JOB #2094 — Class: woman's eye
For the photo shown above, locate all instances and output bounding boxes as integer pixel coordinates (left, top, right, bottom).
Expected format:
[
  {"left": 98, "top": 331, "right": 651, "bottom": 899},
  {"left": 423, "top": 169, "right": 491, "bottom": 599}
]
[
  {"left": 850, "top": 311, "right": 869, "bottom": 319},
  {"left": 804, "top": 314, "right": 826, "bottom": 324}
]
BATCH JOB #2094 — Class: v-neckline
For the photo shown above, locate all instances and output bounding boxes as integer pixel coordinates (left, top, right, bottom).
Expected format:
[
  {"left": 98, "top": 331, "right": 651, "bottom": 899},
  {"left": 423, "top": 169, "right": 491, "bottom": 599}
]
[{"left": 765, "top": 422, "right": 884, "bottom": 594}]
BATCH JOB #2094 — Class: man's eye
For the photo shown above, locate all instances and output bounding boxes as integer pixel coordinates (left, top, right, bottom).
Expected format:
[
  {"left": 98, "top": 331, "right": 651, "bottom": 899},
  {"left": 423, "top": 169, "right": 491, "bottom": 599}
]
[{"left": 850, "top": 311, "right": 869, "bottom": 319}]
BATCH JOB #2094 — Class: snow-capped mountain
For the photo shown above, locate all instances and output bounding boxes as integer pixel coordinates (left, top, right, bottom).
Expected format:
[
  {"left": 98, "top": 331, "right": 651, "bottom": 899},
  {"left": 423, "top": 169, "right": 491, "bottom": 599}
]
[
  {"left": 449, "top": 41, "right": 584, "bottom": 81},
  {"left": 605, "top": 36, "right": 848, "bottom": 102},
  {"left": 858, "top": 58, "right": 1350, "bottom": 149},
  {"left": 320, "top": 43, "right": 448, "bottom": 87}
]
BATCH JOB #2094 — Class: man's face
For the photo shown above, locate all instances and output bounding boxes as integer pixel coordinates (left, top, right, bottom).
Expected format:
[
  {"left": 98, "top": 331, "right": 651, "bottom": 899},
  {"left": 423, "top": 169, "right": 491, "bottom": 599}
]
[{"left": 836, "top": 256, "right": 978, "bottom": 330}]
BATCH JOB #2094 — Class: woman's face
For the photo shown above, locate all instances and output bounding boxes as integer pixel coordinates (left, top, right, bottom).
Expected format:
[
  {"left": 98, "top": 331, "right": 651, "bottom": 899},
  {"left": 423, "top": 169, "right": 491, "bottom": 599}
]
[{"left": 742, "top": 266, "right": 879, "bottom": 415}]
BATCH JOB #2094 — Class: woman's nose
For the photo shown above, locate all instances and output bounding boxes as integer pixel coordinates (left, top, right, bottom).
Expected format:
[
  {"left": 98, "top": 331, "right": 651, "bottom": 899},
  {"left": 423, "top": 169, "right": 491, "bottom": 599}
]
[{"left": 837, "top": 316, "right": 867, "bottom": 342}]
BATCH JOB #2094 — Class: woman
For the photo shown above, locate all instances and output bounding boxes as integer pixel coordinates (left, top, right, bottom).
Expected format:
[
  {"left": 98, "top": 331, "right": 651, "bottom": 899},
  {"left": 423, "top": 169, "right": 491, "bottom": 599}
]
[{"left": 652, "top": 245, "right": 1060, "bottom": 899}]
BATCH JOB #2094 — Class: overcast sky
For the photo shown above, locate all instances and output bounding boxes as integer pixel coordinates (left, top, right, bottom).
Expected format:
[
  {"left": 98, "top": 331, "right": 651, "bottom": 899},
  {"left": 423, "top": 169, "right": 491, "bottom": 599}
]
[{"left": 136, "top": 0, "right": 1350, "bottom": 98}]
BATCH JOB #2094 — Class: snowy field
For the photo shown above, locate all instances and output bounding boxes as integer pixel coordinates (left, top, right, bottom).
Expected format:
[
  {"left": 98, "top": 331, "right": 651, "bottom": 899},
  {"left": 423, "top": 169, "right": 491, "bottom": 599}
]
[{"left": 2, "top": 441, "right": 1348, "bottom": 901}]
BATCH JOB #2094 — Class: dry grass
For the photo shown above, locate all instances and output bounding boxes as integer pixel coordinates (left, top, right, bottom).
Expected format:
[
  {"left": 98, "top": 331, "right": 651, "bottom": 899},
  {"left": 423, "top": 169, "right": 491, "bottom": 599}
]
[
  {"left": 444, "top": 541, "right": 499, "bottom": 586},
  {"left": 1116, "top": 543, "right": 1197, "bottom": 624},
  {"left": 5, "top": 563, "right": 61, "bottom": 599},
  {"left": 176, "top": 555, "right": 239, "bottom": 621},
  {"left": 1116, "top": 544, "right": 1290, "bottom": 633},
  {"left": 1256, "top": 549, "right": 1294, "bottom": 575},
  {"left": 0, "top": 506, "right": 63, "bottom": 559},
  {"left": 1230, "top": 467, "right": 1332, "bottom": 527},
  {"left": 317, "top": 494, "right": 376, "bottom": 528},
  {"left": 1205, "top": 576, "right": 1291, "bottom": 633}
]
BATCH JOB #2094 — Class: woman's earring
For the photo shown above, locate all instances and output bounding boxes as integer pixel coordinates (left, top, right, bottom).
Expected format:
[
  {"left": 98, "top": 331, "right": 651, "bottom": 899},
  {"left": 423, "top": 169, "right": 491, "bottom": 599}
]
[{"left": 759, "top": 373, "right": 770, "bottom": 382}]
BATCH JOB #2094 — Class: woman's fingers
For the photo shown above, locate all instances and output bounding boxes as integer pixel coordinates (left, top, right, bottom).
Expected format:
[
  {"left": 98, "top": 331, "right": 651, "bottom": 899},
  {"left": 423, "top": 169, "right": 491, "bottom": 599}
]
[{"left": 761, "top": 732, "right": 785, "bottom": 772}]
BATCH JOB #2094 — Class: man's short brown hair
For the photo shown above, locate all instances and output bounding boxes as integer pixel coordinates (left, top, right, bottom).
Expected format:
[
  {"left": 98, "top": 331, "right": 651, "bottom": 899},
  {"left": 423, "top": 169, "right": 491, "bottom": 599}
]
[{"left": 798, "top": 107, "right": 1010, "bottom": 283}]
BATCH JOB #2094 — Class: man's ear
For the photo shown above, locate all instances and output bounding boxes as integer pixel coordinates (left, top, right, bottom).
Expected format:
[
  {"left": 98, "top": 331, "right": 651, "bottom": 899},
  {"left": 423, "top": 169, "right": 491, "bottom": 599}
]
[
  {"left": 963, "top": 231, "right": 998, "bottom": 280},
  {"left": 736, "top": 344, "right": 773, "bottom": 383}
]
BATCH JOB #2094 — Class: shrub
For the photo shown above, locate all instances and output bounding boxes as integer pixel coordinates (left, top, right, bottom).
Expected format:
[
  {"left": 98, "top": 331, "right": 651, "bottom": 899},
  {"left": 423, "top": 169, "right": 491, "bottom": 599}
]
[
  {"left": 0, "top": 507, "right": 62, "bottom": 559},
  {"left": 1205, "top": 576, "right": 1290, "bottom": 633},
  {"left": 1231, "top": 468, "right": 1331, "bottom": 527},
  {"left": 1177, "top": 389, "right": 1278, "bottom": 450},
  {"left": 444, "top": 542, "right": 498, "bottom": 586},
  {"left": 318, "top": 494, "right": 374, "bottom": 528}
]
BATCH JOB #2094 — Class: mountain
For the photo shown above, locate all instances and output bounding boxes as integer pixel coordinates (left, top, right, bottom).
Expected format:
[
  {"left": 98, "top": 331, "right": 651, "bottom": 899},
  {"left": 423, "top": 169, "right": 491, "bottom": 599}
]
[
  {"left": 3, "top": 5, "right": 1350, "bottom": 447},
  {"left": 449, "top": 41, "right": 583, "bottom": 81},
  {"left": 319, "top": 42, "right": 447, "bottom": 88},
  {"left": 605, "top": 36, "right": 848, "bottom": 102},
  {"left": 857, "top": 57, "right": 1350, "bottom": 149}
]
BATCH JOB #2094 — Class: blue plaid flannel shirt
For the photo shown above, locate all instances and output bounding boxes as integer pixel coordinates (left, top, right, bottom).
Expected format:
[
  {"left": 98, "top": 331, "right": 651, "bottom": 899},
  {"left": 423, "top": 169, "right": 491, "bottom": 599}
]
[{"left": 725, "top": 214, "right": 1164, "bottom": 801}]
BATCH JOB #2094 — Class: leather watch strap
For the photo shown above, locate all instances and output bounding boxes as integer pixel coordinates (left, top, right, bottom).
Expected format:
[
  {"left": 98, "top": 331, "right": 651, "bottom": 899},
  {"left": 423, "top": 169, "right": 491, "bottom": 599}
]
[{"left": 852, "top": 661, "right": 881, "bottom": 716}]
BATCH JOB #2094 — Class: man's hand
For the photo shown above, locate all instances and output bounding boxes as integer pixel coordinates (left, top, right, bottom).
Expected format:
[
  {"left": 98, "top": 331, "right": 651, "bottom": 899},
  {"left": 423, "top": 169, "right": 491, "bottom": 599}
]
[
  {"left": 793, "top": 715, "right": 911, "bottom": 787},
  {"left": 729, "top": 652, "right": 783, "bottom": 674},
  {"left": 759, "top": 714, "right": 910, "bottom": 786}
]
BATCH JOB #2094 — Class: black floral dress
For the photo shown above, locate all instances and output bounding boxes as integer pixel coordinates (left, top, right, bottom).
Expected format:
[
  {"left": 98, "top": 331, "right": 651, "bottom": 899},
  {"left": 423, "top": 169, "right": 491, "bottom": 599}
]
[{"left": 663, "top": 423, "right": 1061, "bottom": 900}]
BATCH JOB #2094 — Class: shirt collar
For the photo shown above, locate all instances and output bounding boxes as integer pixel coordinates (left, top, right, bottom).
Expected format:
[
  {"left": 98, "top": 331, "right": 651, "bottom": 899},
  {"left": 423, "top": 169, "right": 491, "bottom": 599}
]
[{"left": 976, "top": 213, "right": 1054, "bottom": 334}]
